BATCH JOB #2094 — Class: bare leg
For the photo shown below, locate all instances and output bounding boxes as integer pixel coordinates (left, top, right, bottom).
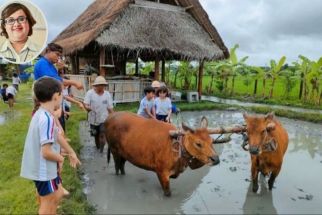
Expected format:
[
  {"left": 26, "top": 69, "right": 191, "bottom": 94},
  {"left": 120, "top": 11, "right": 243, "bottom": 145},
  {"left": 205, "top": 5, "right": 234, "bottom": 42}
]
[{"left": 38, "top": 185, "right": 64, "bottom": 215}]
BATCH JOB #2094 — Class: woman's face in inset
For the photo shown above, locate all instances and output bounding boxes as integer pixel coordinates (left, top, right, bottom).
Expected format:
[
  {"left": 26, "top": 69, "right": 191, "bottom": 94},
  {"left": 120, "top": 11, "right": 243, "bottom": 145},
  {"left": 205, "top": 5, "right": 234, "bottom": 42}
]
[{"left": 5, "top": 9, "right": 30, "bottom": 43}]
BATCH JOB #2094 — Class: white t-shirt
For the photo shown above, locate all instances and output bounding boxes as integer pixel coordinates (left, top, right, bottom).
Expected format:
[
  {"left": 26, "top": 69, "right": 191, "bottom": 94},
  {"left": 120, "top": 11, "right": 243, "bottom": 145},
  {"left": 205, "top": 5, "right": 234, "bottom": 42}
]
[
  {"left": 20, "top": 108, "right": 60, "bottom": 181},
  {"left": 12, "top": 77, "right": 21, "bottom": 85},
  {"left": 6, "top": 86, "right": 17, "bottom": 96},
  {"left": 84, "top": 89, "right": 113, "bottom": 125},
  {"left": 137, "top": 96, "right": 154, "bottom": 118},
  {"left": 154, "top": 97, "right": 172, "bottom": 115}
]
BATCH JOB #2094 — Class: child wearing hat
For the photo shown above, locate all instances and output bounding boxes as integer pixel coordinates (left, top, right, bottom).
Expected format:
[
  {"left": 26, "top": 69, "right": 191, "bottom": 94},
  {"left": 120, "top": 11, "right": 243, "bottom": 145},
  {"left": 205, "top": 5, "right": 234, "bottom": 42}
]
[{"left": 83, "top": 76, "right": 114, "bottom": 152}]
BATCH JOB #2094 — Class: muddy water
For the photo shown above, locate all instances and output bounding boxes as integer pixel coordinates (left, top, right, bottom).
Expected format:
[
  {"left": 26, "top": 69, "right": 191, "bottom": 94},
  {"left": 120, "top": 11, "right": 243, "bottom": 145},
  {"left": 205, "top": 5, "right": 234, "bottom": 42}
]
[{"left": 80, "top": 111, "right": 322, "bottom": 214}]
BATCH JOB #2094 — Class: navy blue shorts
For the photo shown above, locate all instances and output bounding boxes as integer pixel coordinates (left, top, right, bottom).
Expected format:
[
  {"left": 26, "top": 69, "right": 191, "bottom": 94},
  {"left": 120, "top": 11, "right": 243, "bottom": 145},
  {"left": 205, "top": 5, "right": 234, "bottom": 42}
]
[
  {"left": 156, "top": 114, "right": 168, "bottom": 122},
  {"left": 34, "top": 176, "right": 61, "bottom": 196}
]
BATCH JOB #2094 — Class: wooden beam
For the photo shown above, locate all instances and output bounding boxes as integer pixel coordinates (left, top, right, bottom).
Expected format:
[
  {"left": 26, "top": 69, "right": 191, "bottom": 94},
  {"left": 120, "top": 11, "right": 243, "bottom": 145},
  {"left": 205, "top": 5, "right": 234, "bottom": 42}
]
[
  {"left": 198, "top": 60, "right": 204, "bottom": 99},
  {"left": 185, "top": 5, "right": 194, "bottom": 11},
  {"left": 174, "top": 0, "right": 180, "bottom": 6},
  {"left": 161, "top": 59, "right": 166, "bottom": 82}
]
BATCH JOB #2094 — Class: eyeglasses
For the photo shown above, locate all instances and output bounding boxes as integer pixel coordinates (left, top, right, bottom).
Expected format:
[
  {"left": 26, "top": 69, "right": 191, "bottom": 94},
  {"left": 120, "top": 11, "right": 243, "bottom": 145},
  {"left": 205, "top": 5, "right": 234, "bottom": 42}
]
[{"left": 4, "top": 16, "right": 27, "bottom": 25}]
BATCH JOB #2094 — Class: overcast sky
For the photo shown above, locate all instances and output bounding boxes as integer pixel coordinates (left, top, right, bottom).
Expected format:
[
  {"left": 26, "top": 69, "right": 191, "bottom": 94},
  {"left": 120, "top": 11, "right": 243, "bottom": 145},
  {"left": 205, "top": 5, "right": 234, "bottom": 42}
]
[{"left": 1, "top": 0, "right": 321, "bottom": 66}]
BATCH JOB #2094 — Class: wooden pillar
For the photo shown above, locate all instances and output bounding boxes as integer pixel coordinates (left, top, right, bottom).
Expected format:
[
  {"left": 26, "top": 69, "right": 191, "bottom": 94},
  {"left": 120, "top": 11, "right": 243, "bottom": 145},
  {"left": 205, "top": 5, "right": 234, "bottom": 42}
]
[
  {"left": 71, "top": 55, "right": 77, "bottom": 74},
  {"left": 135, "top": 58, "right": 139, "bottom": 76},
  {"left": 154, "top": 59, "right": 160, "bottom": 80},
  {"left": 161, "top": 59, "right": 165, "bottom": 82},
  {"left": 99, "top": 47, "right": 106, "bottom": 77},
  {"left": 75, "top": 54, "right": 79, "bottom": 74},
  {"left": 198, "top": 60, "right": 204, "bottom": 99}
]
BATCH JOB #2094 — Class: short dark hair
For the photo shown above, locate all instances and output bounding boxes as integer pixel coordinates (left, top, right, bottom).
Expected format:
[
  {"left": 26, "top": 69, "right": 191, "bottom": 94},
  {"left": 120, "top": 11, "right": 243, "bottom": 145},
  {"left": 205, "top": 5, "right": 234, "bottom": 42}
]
[
  {"left": 144, "top": 86, "right": 155, "bottom": 95},
  {"left": 1, "top": 3, "right": 36, "bottom": 38},
  {"left": 3, "top": 83, "right": 8, "bottom": 88},
  {"left": 34, "top": 77, "right": 62, "bottom": 102},
  {"left": 156, "top": 86, "right": 168, "bottom": 97},
  {"left": 45, "top": 43, "right": 63, "bottom": 54},
  {"left": 13, "top": 73, "right": 18, "bottom": 77}
]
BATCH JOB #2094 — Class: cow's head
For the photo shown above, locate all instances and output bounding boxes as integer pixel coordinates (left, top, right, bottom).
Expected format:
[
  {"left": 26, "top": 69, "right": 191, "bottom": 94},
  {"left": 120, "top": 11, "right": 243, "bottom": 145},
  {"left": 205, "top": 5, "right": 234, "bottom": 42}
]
[
  {"left": 172, "top": 117, "right": 220, "bottom": 167},
  {"left": 243, "top": 112, "right": 276, "bottom": 155}
]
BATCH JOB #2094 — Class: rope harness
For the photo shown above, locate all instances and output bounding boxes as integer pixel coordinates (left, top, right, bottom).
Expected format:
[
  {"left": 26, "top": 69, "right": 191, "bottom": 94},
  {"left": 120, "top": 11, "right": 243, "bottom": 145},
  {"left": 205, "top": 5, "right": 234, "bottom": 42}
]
[{"left": 241, "top": 130, "right": 278, "bottom": 153}]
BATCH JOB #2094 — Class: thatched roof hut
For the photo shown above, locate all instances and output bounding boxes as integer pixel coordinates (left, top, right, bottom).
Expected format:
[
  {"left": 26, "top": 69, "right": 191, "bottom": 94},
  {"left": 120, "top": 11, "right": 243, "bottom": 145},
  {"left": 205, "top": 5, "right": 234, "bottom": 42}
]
[{"left": 54, "top": 0, "right": 228, "bottom": 95}]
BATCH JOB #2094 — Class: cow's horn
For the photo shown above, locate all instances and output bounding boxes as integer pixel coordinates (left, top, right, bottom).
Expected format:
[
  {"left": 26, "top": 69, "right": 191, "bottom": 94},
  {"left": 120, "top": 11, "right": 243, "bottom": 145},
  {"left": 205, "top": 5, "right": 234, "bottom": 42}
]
[
  {"left": 169, "top": 130, "right": 186, "bottom": 137},
  {"left": 207, "top": 125, "right": 247, "bottom": 134}
]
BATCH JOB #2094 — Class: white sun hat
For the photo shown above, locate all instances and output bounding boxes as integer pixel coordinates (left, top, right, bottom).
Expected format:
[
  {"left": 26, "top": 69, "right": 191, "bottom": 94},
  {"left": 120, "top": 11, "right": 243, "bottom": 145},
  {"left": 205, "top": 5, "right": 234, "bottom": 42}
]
[{"left": 92, "top": 76, "right": 108, "bottom": 86}]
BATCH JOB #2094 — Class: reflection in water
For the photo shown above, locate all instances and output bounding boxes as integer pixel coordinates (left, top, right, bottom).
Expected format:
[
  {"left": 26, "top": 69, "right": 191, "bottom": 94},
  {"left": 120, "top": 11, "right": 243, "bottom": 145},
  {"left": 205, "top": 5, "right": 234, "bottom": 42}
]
[{"left": 243, "top": 174, "right": 277, "bottom": 214}]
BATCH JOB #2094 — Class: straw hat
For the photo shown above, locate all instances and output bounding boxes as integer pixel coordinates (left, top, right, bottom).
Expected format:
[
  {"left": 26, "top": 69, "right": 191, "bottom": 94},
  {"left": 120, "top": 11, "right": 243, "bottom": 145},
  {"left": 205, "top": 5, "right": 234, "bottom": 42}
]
[
  {"left": 151, "top": 80, "right": 161, "bottom": 88},
  {"left": 92, "top": 76, "right": 108, "bottom": 86}
]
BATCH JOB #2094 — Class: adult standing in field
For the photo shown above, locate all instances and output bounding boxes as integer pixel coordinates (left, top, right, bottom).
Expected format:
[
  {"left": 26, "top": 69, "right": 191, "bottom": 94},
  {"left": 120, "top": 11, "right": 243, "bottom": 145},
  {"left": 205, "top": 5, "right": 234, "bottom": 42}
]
[
  {"left": 32, "top": 43, "right": 83, "bottom": 114},
  {"left": 0, "top": 2, "right": 41, "bottom": 63}
]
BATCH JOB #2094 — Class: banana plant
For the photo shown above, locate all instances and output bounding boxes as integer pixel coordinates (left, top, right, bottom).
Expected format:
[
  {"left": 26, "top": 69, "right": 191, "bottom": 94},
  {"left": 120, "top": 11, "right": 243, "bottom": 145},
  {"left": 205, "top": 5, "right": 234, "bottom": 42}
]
[
  {"left": 293, "top": 55, "right": 312, "bottom": 101},
  {"left": 226, "top": 44, "right": 249, "bottom": 95},
  {"left": 306, "top": 57, "right": 322, "bottom": 103},
  {"left": 250, "top": 66, "right": 268, "bottom": 96},
  {"left": 268, "top": 56, "right": 286, "bottom": 98},
  {"left": 204, "top": 61, "right": 229, "bottom": 93}
]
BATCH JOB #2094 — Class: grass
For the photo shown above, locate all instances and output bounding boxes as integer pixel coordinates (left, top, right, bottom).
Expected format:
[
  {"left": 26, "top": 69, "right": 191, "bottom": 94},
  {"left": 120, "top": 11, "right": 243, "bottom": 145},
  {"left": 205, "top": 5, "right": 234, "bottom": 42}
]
[
  {"left": 167, "top": 74, "right": 322, "bottom": 110},
  {"left": 0, "top": 83, "right": 95, "bottom": 214}
]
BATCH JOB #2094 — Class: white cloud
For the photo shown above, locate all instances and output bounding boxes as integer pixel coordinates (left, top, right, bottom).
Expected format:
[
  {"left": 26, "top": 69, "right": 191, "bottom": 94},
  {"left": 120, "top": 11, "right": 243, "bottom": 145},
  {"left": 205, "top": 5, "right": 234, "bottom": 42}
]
[
  {"left": 0, "top": 0, "right": 320, "bottom": 65},
  {"left": 201, "top": 0, "right": 322, "bottom": 65}
]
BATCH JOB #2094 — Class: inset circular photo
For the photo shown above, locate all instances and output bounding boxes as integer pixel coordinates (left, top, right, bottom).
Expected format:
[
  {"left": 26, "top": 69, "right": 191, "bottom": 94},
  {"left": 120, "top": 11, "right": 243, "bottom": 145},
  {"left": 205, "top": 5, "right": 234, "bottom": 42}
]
[{"left": 0, "top": 0, "right": 48, "bottom": 64}]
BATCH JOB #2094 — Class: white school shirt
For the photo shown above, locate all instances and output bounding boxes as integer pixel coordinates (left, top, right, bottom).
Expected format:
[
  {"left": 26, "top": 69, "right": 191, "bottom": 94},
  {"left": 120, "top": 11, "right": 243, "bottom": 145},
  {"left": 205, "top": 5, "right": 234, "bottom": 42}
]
[
  {"left": 6, "top": 86, "right": 17, "bottom": 96},
  {"left": 84, "top": 89, "right": 113, "bottom": 125},
  {"left": 20, "top": 108, "right": 60, "bottom": 181},
  {"left": 137, "top": 96, "right": 154, "bottom": 118},
  {"left": 154, "top": 97, "right": 172, "bottom": 115}
]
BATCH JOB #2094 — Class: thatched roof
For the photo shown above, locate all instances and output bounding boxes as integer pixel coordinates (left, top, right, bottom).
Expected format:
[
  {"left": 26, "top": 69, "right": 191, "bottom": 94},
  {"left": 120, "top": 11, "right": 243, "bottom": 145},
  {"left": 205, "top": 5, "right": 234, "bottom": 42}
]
[{"left": 54, "top": 0, "right": 229, "bottom": 61}]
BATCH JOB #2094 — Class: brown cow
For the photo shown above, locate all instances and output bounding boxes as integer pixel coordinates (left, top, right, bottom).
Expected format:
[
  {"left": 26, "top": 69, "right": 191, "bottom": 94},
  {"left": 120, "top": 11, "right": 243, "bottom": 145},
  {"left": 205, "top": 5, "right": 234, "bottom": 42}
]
[
  {"left": 243, "top": 112, "right": 288, "bottom": 192},
  {"left": 104, "top": 112, "right": 220, "bottom": 196}
]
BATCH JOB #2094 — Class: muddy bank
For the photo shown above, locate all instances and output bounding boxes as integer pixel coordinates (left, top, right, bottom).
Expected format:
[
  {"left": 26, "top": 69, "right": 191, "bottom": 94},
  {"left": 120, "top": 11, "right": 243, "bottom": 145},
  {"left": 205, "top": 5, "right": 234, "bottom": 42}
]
[{"left": 80, "top": 111, "right": 322, "bottom": 214}]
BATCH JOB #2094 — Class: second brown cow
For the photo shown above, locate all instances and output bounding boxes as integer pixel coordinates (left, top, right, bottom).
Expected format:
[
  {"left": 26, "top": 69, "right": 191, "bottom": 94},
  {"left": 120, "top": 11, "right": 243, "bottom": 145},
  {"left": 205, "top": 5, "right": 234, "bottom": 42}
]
[{"left": 243, "top": 112, "right": 288, "bottom": 192}]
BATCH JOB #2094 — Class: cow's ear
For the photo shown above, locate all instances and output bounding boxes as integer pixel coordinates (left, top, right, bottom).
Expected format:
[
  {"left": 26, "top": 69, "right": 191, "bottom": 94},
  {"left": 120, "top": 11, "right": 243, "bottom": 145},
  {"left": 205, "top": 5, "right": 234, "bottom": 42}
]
[
  {"left": 266, "top": 122, "right": 276, "bottom": 131},
  {"left": 265, "top": 112, "right": 275, "bottom": 120},
  {"left": 200, "top": 116, "right": 208, "bottom": 128},
  {"left": 182, "top": 123, "right": 195, "bottom": 133}
]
